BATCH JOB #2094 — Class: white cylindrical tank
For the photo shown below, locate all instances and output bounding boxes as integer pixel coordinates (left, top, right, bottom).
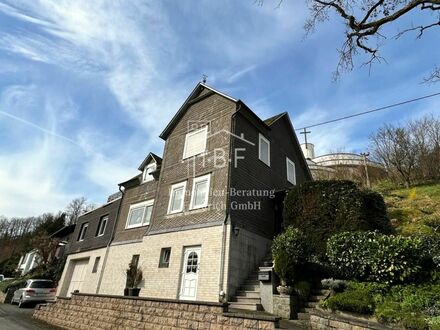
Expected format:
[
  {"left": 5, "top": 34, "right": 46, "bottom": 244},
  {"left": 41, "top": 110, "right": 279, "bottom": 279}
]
[{"left": 301, "top": 143, "right": 315, "bottom": 159}]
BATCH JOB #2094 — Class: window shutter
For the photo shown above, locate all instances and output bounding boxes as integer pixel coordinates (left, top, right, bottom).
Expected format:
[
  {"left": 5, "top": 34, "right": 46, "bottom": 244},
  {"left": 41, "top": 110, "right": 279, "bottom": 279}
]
[{"left": 184, "top": 127, "right": 207, "bottom": 158}]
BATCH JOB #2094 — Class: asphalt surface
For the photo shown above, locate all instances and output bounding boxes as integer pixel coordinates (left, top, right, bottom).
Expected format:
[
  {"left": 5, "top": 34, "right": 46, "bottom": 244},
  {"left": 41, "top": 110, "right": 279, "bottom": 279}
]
[{"left": 0, "top": 303, "right": 60, "bottom": 330}]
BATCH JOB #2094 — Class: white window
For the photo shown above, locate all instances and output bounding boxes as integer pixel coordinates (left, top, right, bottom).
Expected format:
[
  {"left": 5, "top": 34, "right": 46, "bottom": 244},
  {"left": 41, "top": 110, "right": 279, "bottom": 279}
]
[
  {"left": 78, "top": 223, "right": 88, "bottom": 241},
  {"left": 142, "top": 163, "right": 156, "bottom": 183},
  {"left": 183, "top": 126, "right": 208, "bottom": 159},
  {"left": 190, "top": 174, "right": 211, "bottom": 210},
  {"left": 126, "top": 200, "right": 154, "bottom": 229},
  {"left": 258, "top": 133, "right": 270, "bottom": 166},
  {"left": 286, "top": 157, "right": 296, "bottom": 185},
  {"left": 168, "top": 181, "right": 187, "bottom": 214},
  {"left": 96, "top": 216, "right": 108, "bottom": 237}
]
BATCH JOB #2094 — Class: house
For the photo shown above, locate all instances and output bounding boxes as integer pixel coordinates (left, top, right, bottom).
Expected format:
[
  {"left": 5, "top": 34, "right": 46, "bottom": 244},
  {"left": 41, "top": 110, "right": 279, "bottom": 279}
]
[
  {"left": 16, "top": 224, "right": 76, "bottom": 276},
  {"left": 56, "top": 83, "right": 312, "bottom": 306}
]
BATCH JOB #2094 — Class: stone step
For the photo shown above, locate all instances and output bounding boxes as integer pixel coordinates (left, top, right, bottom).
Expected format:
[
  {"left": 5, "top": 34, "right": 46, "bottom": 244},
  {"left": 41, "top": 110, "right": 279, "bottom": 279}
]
[
  {"left": 231, "top": 296, "right": 261, "bottom": 304},
  {"left": 308, "top": 295, "right": 327, "bottom": 302},
  {"left": 240, "top": 284, "right": 260, "bottom": 291},
  {"left": 235, "top": 290, "right": 260, "bottom": 298},
  {"left": 278, "top": 319, "right": 310, "bottom": 330},
  {"left": 304, "top": 301, "right": 318, "bottom": 308},
  {"left": 297, "top": 312, "right": 311, "bottom": 321},
  {"left": 228, "top": 302, "right": 262, "bottom": 311},
  {"left": 312, "top": 289, "right": 330, "bottom": 296},
  {"left": 300, "top": 307, "right": 315, "bottom": 313}
]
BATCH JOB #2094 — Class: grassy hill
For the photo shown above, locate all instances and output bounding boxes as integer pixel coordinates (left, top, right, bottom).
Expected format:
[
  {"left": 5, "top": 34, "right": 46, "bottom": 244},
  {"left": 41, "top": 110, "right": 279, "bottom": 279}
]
[{"left": 378, "top": 182, "right": 440, "bottom": 236}]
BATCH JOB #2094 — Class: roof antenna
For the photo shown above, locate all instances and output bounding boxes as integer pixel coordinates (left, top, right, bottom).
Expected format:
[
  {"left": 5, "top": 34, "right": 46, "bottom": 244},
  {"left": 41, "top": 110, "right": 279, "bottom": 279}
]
[{"left": 202, "top": 74, "right": 207, "bottom": 84}]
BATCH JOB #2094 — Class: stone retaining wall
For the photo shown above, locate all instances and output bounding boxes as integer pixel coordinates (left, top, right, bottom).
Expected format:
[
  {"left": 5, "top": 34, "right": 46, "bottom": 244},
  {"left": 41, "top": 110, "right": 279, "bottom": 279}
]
[
  {"left": 310, "top": 309, "right": 398, "bottom": 330},
  {"left": 34, "top": 293, "right": 280, "bottom": 330}
]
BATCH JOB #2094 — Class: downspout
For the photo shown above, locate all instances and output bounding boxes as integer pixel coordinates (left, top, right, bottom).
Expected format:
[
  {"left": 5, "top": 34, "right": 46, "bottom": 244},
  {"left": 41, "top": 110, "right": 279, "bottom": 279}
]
[
  {"left": 96, "top": 185, "right": 125, "bottom": 293},
  {"left": 218, "top": 103, "right": 240, "bottom": 302}
]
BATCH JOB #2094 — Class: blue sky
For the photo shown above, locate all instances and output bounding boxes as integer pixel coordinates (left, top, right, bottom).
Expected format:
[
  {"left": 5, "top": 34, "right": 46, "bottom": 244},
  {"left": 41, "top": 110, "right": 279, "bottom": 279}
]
[{"left": 0, "top": 0, "right": 439, "bottom": 217}]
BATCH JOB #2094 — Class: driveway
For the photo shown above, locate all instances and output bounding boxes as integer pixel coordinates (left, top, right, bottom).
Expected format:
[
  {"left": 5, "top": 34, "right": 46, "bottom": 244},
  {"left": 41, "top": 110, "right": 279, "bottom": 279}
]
[{"left": 0, "top": 303, "right": 61, "bottom": 330}]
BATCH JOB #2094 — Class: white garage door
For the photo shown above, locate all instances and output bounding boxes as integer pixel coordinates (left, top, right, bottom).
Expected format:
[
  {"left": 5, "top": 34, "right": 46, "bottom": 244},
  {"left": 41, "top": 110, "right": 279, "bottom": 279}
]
[{"left": 67, "top": 259, "right": 89, "bottom": 297}]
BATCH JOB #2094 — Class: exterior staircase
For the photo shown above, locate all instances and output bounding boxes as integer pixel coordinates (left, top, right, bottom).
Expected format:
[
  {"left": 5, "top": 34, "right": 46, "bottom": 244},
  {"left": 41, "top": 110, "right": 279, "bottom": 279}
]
[
  {"left": 295, "top": 286, "right": 330, "bottom": 326},
  {"left": 228, "top": 252, "right": 273, "bottom": 311}
]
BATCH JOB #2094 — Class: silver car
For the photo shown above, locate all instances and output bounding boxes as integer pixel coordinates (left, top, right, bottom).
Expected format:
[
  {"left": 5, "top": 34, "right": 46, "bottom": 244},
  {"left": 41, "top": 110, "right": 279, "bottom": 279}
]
[{"left": 11, "top": 279, "right": 56, "bottom": 308}]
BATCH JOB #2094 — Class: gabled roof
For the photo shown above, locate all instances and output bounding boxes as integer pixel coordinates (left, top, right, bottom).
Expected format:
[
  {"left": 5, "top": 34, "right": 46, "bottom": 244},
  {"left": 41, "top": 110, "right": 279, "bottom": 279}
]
[
  {"left": 264, "top": 112, "right": 288, "bottom": 126},
  {"left": 159, "top": 83, "right": 238, "bottom": 140},
  {"left": 138, "top": 152, "right": 162, "bottom": 171},
  {"left": 266, "top": 112, "right": 313, "bottom": 180},
  {"left": 118, "top": 174, "right": 141, "bottom": 187}
]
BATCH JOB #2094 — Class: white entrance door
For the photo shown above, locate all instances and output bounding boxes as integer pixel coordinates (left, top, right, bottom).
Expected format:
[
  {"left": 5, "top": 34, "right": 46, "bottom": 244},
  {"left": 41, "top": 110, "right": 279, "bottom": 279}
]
[
  {"left": 179, "top": 246, "right": 201, "bottom": 301},
  {"left": 67, "top": 259, "right": 89, "bottom": 297}
]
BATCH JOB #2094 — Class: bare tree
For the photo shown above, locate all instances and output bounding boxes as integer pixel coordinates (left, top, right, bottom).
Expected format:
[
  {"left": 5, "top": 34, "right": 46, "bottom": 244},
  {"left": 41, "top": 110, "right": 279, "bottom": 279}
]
[
  {"left": 371, "top": 124, "right": 417, "bottom": 187},
  {"left": 304, "top": 0, "right": 440, "bottom": 80},
  {"left": 65, "top": 197, "right": 96, "bottom": 225},
  {"left": 30, "top": 235, "right": 61, "bottom": 265}
]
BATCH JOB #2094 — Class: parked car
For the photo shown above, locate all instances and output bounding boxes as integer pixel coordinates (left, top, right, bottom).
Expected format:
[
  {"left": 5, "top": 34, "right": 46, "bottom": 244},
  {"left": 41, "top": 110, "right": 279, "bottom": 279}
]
[{"left": 11, "top": 279, "right": 56, "bottom": 308}]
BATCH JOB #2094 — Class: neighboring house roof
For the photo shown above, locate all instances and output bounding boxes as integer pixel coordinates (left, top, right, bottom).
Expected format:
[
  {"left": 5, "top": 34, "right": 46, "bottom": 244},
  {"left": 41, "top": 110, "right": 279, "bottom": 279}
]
[
  {"left": 159, "top": 83, "right": 238, "bottom": 140},
  {"left": 50, "top": 224, "right": 76, "bottom": 239},
  {"left": 138, "top": 152, "right": 162, "bottom": 171},
  {"left": 118, "top": 174, "right": 141, "bottom": 188}
]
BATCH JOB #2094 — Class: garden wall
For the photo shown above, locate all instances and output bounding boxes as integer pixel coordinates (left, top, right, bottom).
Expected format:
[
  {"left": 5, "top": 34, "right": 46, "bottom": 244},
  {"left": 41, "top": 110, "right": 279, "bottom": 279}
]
[
  {"left": 34, "top": 293, "right": 280, "bottom": 330},
  {"left": 309, "top": 309, "right": 397, "bottom": 330}
]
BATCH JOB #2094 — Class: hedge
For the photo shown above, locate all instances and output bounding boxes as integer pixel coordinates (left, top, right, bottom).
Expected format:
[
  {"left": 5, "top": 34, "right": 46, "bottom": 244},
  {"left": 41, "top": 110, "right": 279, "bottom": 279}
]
[
  {"left": 283, "top": 180, "right": 393, "bottom": 258},
  {"left": 327, "top": 231, "right": 424, "bottom": 284}
]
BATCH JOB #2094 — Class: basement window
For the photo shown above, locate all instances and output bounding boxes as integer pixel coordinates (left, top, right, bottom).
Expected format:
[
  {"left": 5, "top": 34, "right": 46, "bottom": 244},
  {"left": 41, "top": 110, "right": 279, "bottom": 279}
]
[
  {"left": 92, "top": 257, "right": 101, "bottom": 273},
  {"left": 159, "top": 248, "right": 171, "bottom": 268}
]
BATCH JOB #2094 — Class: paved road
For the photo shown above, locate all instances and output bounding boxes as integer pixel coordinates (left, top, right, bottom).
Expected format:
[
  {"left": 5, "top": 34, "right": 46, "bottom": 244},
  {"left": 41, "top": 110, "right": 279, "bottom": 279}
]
[{"left": 0, "top": 303, "right": 60, "bottom": 330}]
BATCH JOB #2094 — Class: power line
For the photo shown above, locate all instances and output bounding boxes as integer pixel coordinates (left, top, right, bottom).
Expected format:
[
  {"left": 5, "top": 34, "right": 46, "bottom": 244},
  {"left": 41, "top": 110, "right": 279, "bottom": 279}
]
[{"left": 296, "top": 91, "right": 440, "bottom": 131}]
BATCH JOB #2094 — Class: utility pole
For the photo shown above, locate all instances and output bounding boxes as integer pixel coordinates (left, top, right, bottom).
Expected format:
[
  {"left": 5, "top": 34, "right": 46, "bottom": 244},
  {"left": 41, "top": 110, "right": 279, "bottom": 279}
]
[
  {"left": 300, "top": 128, "right": 311, "bottom": 148},
  {"left": 360, "top": 152, "right": 371, "bottom": 188}
]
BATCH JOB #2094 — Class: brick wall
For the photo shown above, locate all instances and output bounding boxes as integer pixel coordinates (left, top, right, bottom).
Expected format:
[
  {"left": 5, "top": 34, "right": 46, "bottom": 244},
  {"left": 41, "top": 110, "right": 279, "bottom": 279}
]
[{"left": 34, "top": 293, "right": 279, "bottom": 330}]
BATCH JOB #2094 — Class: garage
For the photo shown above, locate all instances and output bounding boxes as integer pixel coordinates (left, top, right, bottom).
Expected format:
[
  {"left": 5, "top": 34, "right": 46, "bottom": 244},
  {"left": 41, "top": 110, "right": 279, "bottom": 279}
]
[{"left": 66, "top": 259, "right": 89, "bottom": 297}]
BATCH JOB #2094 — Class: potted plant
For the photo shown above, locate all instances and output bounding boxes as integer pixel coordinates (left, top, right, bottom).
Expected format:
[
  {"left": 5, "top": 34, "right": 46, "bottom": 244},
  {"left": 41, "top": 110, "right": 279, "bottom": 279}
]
[
  {"left": 125, "top": 261, "right": 143, "bottom": 297},
  {"left": 271, "top": 227, "right": 306, "bottom": 296}
]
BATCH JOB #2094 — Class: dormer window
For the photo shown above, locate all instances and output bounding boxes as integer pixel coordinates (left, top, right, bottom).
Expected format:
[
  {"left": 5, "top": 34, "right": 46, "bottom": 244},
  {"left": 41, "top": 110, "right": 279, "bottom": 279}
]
[
  {"left": 142, "top": 163, "right": 156, "bottom": 183},
  {"left": 183, "top": 126, "right": 208, "bottom": 159}
]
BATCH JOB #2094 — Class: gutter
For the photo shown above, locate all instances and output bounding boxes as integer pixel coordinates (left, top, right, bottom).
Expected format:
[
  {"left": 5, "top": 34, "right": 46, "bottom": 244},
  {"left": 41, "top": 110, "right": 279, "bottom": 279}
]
[
  {"left": 96, "top": 185, "right": 125, "bottom": 293},
  {"left": 218, "top": 103, "right": 240, "bottom": 301}
]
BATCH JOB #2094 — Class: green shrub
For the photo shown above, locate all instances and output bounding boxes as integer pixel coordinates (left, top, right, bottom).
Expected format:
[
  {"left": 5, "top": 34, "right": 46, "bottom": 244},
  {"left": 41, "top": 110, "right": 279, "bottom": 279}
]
[
  {"left": 327, "top": 231, "right": 424, "bottom": 283},
  {"left": 429, "top": 316, "right": 440, "bottom": 330},
  {"left": 322, "top": 286, "right": 376, "bottom": 314},
  {"left": 420, "top": 235, "right": 440, "bottom": 269},
  {"left": 400, "top": 315, "right": 429, "bottom": 330},
  {"left": 272, "top": 227, "right": 306, "bottom": 284},
  {"left": 284, "top": 180, "right": 392, "bottom": 258},
  {"left": 375, "top": 300, "right": 403, "bottom": 323}
]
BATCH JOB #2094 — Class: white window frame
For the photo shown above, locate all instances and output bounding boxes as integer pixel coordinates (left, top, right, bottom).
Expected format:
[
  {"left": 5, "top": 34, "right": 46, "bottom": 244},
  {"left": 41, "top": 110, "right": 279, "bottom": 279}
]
[
  {"left": 182, "top": 126, "right": 208, "bottom": 159},
  {"left": 97, "top": 215, "right": 108, "bottom": 237},
  {"left": 286, "top": 157, "right": 296, "bottom": 185},
  {"left": 258, "top": 133, "right": 271, "bottom": 166},
  {"left": 78, "top": 223, "right": 88, "bottom": 241},
  {"left": 125, "top": 199, "right": 154, "bottom": 229},
  {"left": 142, "top": 163, "right": 156, "bottom": 183},
  {"left": 190, "top": 174, "right": 211, "bottom": 210},
  {"left": 167, "top": 181, "right": 187, "bottom": 214}
]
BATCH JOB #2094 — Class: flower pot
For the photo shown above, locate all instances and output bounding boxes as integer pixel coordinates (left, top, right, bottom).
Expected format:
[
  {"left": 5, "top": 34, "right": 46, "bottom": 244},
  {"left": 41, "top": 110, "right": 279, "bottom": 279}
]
[
  {"left": 128, "top": 288, "right": 141, "bottom": 297},
  {"left": 277, "top": 285, "right": 293, "bottom": 296}
]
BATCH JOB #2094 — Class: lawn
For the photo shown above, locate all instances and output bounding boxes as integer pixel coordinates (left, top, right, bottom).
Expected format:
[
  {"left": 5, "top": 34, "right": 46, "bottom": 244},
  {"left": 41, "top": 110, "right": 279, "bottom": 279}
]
[{"left": 380, "top": 182, "right": 440, "bottom": 236}]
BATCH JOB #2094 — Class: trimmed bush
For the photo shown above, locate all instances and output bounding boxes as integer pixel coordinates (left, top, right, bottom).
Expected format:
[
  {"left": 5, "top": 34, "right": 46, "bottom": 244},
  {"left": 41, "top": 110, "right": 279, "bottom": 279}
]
[
  {"left": 284, "top": 180, "right": 392, "bottom": 258},
  {"left": 293, "top": 281, "right": 311, "bottom": 301},
  {"left": 327, "top": 231, "right": 424, "bottom": 284},
  {"left": 272, "top": 227, "right": 306, "bottom": 285}
]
